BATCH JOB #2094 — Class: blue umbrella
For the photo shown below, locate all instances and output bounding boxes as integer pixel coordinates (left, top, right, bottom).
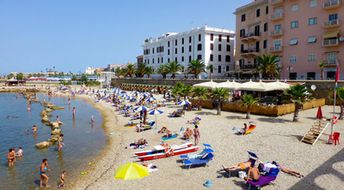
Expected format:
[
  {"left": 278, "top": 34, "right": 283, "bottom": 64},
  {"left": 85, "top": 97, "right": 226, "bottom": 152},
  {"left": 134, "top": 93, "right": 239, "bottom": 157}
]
[
  {"left": 148, "top": 109, "right": 164, "bottom": 128},
  {"left": 146, "top": 97, "right": 156, "bottom": 102},
  {"left": 134, "top": 106, "right": 148, "bottom": 112},
  {"left": 247, "top": 151, "right": 258, "bottom": 160},
  {"left": 178, "top": 100, "right": 191, "bottom": 106}
]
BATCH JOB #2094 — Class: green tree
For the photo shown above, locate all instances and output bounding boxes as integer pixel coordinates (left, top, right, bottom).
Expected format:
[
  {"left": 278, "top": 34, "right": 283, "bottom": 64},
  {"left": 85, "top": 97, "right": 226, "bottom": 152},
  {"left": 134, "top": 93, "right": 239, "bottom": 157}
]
[
  {"left": 188, "top": 60, "right": 206, "bottom": 79},
  {"left": 135, "top": 62, "right": 147, "bottom": 78},
  {"left": 257, "top": 54, "right": 280, "bottom": 79},
  {"left": 336, "top": 87, "right": 344, "bottom": 119},
  {"left": 144, "top": 66, "right": 154, "bottom": 78},
  {"left": 166, "top": 61, "right": 182, "bottom": 79},
  {"left": 125, "top": 63, "right": 135, "bottom": 77},
  {"left": 7, "top": 73, "right": 14, "bottom": 79},
  {"left": 16, "top": 73, "right": 24, "bottom": 80},
  {"left": 319, "top": 62, "right": 325, "bottom": 80},
  {"left": 241, "top": 94, "right": 258, "bottom": 119},
  {"left": 171, "top": 82, "right": 184, "bottom": 102},
  {"left": 210, "top": 88, "right": 229, "bottom": 115},
  {"left": 285, "top": 84, "right": 310, "bottom": 122},
  {"left": 206, "top": 64, "right": 214, "bottom": 79},
  {"left": 80, "top": 74, "right": 88, "bottom": 83},
  {"left": 179, "top": 84, "right": 192, "bottom": 100},
  {"left": 157, "top": 64, "right": 169, "bottom": 79},
  {"left": 191, "top": 87, "right": 209, "bottom": 109},
  {"left": 71, "top": 75, "right": 78, "bottom": 81}
]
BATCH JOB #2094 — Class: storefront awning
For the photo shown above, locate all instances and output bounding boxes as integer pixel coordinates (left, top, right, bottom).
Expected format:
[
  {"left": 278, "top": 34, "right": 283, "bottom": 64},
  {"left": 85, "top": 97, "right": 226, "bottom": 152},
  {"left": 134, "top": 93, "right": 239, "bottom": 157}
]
[{"left": 323, "top": 30, "right": 340, "bottom": 39}]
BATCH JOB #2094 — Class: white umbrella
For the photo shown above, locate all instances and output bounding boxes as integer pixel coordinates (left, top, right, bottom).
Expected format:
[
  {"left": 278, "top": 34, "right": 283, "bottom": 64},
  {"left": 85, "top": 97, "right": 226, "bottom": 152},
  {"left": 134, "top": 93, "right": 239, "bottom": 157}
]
[
  {"left": 193, "top": 80, "right": 219, "bottom": 89},
  {"left": 240, "top": 80, "right": 273, "bottom": 92},
  {"left": 148, "top": 109, "right": 164, "bottom": 128},
  {"left": 217, "top": 80, "right": 241, "bottom": 90},
  {"left": 266, "top": 80, "right": 290, "bottom": 91}
]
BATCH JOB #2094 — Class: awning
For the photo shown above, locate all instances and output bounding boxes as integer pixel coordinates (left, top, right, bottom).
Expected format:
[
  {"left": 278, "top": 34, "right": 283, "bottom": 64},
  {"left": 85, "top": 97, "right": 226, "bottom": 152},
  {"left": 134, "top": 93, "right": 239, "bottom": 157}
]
[{"left": 324, "top": 30, "right": 340, "bottom": 39}]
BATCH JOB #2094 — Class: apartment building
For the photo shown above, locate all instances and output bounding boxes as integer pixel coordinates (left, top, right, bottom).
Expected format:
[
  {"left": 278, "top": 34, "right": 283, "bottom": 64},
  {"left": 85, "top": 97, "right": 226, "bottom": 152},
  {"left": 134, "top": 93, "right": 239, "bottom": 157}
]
[
  {"left": 142, "top": 26, "right": 235, "bottom": 78},
  {"left": 236, "top": 0, "right": 344, "bottom": 80}
]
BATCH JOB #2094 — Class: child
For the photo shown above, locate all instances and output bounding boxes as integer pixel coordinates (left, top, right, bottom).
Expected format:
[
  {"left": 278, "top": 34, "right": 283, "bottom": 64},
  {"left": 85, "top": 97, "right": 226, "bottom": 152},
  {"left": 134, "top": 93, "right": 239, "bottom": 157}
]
[
  {"left": 58, "top": 170, "right": 66, "bottom": 188},
  {"left": 16, "top": 147, "right": 23, "bottom": 157}
]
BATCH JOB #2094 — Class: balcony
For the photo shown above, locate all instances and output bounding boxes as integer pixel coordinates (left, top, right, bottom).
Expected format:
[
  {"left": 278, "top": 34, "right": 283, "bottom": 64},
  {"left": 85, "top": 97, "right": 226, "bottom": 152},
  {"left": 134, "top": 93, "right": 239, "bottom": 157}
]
[
  {"left": 241, "top": 32, "right": 261, "bottom": 42},
  {"left": 322, "top": 59, "right": 339, "bottom": 67},
  {"left": 270, "top": 30, "right": 283, "bottom": 37},
  {"left": 324, "top": 19, "right": 340, "bottom": 29},
  {"left": 270, "top": 46, "right": 283, "bottom": 53},
  {"left": 323, "top": 0, "right": 341, "bottom": 9},
  {"left": 239, "top": 64, "right": 257, "bottom": 70},
  {"left": 323, "top": 38, "right": 339, "bottom": 47},
  {"left": 271, "top": 12, "right": 284, "bottom": 21},
  {"left": 241, "top": 49, "right": 260, "bottom": 57},
  {"left": 271, "top": 0, "right": 284, "bottom": 6}
]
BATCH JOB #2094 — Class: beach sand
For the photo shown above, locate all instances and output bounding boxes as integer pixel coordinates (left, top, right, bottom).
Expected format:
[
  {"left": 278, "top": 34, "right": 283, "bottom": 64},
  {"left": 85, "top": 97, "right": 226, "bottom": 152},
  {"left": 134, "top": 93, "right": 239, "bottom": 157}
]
[{"left": 70, "top": 93, "right": 344, "bottom": 190}]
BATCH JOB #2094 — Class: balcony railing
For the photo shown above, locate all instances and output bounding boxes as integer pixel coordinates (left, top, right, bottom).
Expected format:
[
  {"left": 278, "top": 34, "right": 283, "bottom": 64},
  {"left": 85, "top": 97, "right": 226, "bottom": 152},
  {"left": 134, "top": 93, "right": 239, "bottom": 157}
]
[
  {"left": 323, "top": 38, "right": 339, "bottom": 47},
  {"left": 322, "top": 59, "right": 339, "bottom": 67},
  {"left": 270, "top": 46, "right": 283, "bottom": 52},
  {"left": 324, "top": 19, "right": 340, "bottom": 28},
  {"left": 239, "top": 64, "right": 257, "bottom": 70},
  {"left": 270, "top": 30, "right": 283, "bottom": 37},
  {"left": 323, "top": 0, "right": 341, "bottom": 9},
  {"left": 241, "top": 32, "right": 261, "bottom": 41},
  {"left": 241, "top": 49, "right": 260, "bottom": 56},
  {"left": 271, "top": 0, "right": 283, "bottom": 5},
  {"left": 271, "top": 12, "right": 284, "bottom": 21}
]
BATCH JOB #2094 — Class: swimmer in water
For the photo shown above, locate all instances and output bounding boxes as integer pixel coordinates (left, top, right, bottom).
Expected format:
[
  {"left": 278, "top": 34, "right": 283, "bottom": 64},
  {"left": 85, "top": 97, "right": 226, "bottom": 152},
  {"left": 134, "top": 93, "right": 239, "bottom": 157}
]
[
  {"left": 72, "top": 107, "right": 76, "bottom": 119},
  {"left": 39, "top": 158, "right": 49, "bottom": 187}
]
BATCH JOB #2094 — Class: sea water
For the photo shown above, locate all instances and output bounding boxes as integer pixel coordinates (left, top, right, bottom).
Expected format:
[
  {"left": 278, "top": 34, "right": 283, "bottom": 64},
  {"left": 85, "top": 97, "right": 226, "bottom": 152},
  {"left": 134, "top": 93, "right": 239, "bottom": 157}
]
[{"left": 0, "top": 93, "right": 105, "bottom": 189}]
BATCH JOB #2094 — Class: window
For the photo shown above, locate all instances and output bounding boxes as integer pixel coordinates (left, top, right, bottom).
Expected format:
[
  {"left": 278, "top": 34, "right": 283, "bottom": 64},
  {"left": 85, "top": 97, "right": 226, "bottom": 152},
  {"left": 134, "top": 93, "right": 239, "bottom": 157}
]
[
  {"left": 289, "top": 38, "right": 298, "bottom": 46},
  {"left": 226, "top": 55, "right": 231, "bottom": 62},
  {"left": 308, "top": 17, "right": 317, "bottom": 25},
  {"left": 175, "top": 48, "right": 177, "bottom": 54},
  {"left": 226, "top": 65, "right": 230, "bottom": 72},
  {"left": 218, "top": 65, "right": 222, "bottom": 73},
  {"left": 310, "top": 0, "right": 317, "bottom": 7},
  {"left": 308, "top": 54, "right": 316, "bottom": 62},
  {"left": 240, "top": 29, "right": 246, "bottom": 37},
  {"left": 189, "top": 56, "right": 192, "bottom": 62},
  {"left": 307, "top": 36, "right": 317, "bottom": 43},
  {"left": 291, "top": 4, "right": 299, "bottom": 12},
  {"left": 219, "top": 35, "right": 222, "bottom": 42},
  {"left": 210, "top": 54, "right": 213, "bottom": 61},
  {"left": 226, "top": 45, "right": 231, "bottom": 52},
  {"left": 241, "top": 14, "right": 246, "bottom": 22},
  {"left": 197, "top": 44, "right": 202, "bottom": 51},
  {"left": 256, "top": 9, "right": 260, "bottom": 17},
  {"left": 198, "top": 34, "right": 201, "bottom": 41},
  {"left": 210, "top": 34, "right": 214, "bottom": 41},
  {"left": 218, "top": 44, "right": 222, "bottom": 51},
  {"left": 266, "top": 6, "right": 269, "bottom": 14},
  {"left": 197, "top": 55, "right": 202, "bottom": 60},
  {"left": 289, "top": 55, "right": 297, "bottom": 64},
  {"left": 147, "top": 59, "right": 149, "bottom": 64},
  {"left": 175, "top": 39, "right": 178, "bottom": 46},
  {"left": 182, "top": 47, "right": 184, "bottom": 53},
  {"left": 264, "top": 23, "right": 268, "bottom": 32},
  {"left": 289, "top": 72, "right": 297, "bottom": 80},
  {"left": 182, "top": 38, "right": 184, "bottom": 45},
  {"left": 329, "top": 14, "right": 338, "bottom": 21},
  {"left": 227, "top": 36, "right": 230, "bottom": 42},
  {"left": 274, "top": 24, "right": 282, "bottom": 32},
  {"left": 152, "top": 58, "right": 155, "bottom": 64},
  {"left": 189, "top": 45, "right": 192, "bottom": 52},
  {"left": 152, "top": 48, "right": 154, "bottom": 54},
  {"left": 307, "top": 72, "right": 316, "bottom": 80},
  {"left": 168, "top": 41, "right": 170, "bottom": 47},
  {"left": 189, "top": 36, "right": 192, "bottom": 43},
  {"left": 210, "top": 43, "right": 214, "bottom": 50},
  {"left": 157, "top": 58, "right": 160, "bottom": 63},
  {"left": 218, "top": 55, "right": 222, "bottom": 62},
  {"left": 175, "top": 57, "right": 177, "bottom": 62},
  {"left": 291, "top": 21, "right": 299, "bottom": 29},
  {"left": 168, "top": 49, "right": 170, "bottom": 55},
  {"left": 263, "top": 40, "right": 268, "bottom": 49},
  {"left": 161, "top": 57, "right": 164, "bottom": 63},
  {"left": 168, "top": 58, "right": 170, "bottom": 63},
  {"left": 181, "top": 56, "right": 184, "bottom": 62}
]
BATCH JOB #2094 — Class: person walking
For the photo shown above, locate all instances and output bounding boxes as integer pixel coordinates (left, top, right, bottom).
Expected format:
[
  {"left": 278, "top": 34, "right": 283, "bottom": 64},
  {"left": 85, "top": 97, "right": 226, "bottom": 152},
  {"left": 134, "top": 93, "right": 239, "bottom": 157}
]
[{"left": 193, "top": 125, "right": 200, "bottom": 145}]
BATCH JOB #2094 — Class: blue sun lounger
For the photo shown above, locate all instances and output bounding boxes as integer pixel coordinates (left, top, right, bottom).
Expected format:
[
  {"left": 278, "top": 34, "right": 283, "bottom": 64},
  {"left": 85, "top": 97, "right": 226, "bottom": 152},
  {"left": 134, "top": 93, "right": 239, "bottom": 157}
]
[
  {"left": 183, "top": 152, "right": 214, "bottom": 169},
  {"left": 180, "top": 146, "right": 214, "bottom": 160}
]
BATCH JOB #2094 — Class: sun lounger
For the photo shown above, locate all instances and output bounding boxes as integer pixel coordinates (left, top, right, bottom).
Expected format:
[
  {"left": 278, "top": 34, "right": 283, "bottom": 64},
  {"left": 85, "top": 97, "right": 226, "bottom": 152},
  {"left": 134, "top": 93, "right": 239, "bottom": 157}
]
[
  {"left": 183, "top": 152, "right": 214, "bottom": 169},
  {"left": 244, "top": 125, "right": 256, "bottom": 135},
  {"left": 247, "top": 176, "right": 277, "bottom": 190},
  {"left": 180, "top": 144, "right": 213, "bottom": 160}
]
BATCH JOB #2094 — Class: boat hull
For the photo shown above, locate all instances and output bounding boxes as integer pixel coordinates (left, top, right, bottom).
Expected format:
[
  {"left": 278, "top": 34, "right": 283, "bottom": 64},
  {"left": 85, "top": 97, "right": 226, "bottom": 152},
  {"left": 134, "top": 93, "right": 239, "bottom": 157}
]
[
  {"left": 134, "top": 142, "right": 193, "bottom": 156},
  {"left": 138, "top": 146, "right": 199, "bottom": 161}
]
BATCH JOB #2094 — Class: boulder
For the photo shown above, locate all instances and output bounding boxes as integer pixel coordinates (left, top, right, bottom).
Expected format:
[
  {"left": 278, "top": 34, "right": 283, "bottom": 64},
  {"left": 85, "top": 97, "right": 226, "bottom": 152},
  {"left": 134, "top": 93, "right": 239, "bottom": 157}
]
[
  {"left": 49, "top": 135, "right": 60, "bottom": 143},
  {"left": 50, "top": 122, "right": 61, "bottom": 129},
  {"left": 51, "top": 128, "right": 61, "bottom": 135},
  {"left": 41, "top": 116, "right": 50, "bottom": 123},
  {"left": 45, "top": 108, "right": 53, "bottom": 112},
  {"left": 35, "top": 141, "right": 51, "bottom": 149},
  {"left": 40, "top": 110, "right": 47, "bottom": 117}
]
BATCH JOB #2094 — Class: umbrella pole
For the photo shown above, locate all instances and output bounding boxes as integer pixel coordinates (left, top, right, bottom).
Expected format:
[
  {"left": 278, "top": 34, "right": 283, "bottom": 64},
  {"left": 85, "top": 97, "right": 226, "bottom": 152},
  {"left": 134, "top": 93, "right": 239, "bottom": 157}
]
[{"left": 155, "top": 114, "right": 158, "bottom": 130}]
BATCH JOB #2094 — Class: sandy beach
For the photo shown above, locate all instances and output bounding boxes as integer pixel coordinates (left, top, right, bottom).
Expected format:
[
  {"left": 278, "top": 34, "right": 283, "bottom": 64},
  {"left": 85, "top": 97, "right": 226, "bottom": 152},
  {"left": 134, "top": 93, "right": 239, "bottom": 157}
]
[{"left": 66, "top": 91, "right": 344, "bottom": 190}]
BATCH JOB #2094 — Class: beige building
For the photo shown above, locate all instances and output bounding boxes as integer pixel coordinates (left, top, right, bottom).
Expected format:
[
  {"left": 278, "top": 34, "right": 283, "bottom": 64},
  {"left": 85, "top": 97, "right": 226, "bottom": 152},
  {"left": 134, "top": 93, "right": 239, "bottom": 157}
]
[{"left": 235, "top": 0, "right": 344, "bottom": 80}]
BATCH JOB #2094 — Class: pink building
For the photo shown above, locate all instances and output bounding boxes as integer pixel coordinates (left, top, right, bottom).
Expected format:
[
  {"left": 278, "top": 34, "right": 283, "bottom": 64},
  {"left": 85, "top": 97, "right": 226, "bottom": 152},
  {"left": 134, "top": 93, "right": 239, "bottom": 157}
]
[{"left": 236, "top": 0, "right": 344, "bottom": 80}]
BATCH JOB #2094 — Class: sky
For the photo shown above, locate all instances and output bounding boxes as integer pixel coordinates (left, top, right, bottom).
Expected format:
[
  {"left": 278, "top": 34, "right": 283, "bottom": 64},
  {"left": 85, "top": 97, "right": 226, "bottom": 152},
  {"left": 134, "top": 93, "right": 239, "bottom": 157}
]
[{"left": 0, "top": 0, "right": 250, "bottom": 75}]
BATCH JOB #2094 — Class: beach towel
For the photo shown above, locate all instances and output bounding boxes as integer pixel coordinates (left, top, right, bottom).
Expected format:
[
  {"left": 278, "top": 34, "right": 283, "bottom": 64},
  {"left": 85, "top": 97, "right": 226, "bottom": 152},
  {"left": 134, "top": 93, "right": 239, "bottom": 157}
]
[{"left": 162, "top": 134, "right": 178, "bottom": 141}]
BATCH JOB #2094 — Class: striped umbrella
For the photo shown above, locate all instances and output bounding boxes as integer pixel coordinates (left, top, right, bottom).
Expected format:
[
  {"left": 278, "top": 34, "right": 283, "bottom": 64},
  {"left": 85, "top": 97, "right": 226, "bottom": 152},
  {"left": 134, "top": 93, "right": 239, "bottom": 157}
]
[
  {"left": 178, "top": 100, "right": 191, "bottom": 106},
  {"left": 148, "top": 109, "right": 164, "bottom": 128},
  {"left": 134, "top": 105, "right": 149, "bottom": 112},
  {"left": 146, "top": 97, "right": 156, "bottom": 102}
]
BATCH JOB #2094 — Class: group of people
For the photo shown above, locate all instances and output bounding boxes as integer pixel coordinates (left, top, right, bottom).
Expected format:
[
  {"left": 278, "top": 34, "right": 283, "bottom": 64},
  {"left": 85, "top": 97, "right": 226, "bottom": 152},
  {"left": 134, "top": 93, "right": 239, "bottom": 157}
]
[
  {"left": 39, "top": 158, "right": 66, "bottom": 188},
  {"left": 7, "top": 147, "right": 23, "bottom": 167}
]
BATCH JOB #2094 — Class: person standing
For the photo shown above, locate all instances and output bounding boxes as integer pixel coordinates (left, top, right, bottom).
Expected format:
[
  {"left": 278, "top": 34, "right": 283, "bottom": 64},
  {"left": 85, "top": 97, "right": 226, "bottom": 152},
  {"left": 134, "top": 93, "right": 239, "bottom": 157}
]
[
  {"left": 72, "top": 107, "right": 76, "bottom": 119},
  {"left": 193, "top": 125, "right": 200, "bottom": 145},
  {"left": 7, "top": 149, "right": 15, "bottom": 167},
  {"left": 39, "top": 158, "right": 49, "bottom": 187}
]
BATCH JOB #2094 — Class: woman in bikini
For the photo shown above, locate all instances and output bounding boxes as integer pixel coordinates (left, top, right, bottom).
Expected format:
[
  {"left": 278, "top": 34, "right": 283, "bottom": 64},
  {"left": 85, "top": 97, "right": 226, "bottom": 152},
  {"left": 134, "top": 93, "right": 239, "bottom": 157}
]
[
  {"left": 40, "top": 158, "right": 49, "bottom": 187},
  {"left": 7, "top": 149, "right": 15, "bottom": 167}
]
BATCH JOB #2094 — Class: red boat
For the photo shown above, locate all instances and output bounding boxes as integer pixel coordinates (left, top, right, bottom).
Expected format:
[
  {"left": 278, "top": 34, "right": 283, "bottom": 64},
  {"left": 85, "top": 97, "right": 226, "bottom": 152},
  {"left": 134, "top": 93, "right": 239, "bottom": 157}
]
[
  {"left": 134, "top": 142, "right": 193, "bottom": 157},
  {"left": 137, "top": 144, "right": 199, "bottom": 161}
]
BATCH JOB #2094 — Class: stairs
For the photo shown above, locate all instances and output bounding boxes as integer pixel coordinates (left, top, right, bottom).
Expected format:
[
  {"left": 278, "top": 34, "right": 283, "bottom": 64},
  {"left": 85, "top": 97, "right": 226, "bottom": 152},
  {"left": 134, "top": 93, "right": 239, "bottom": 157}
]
[{"left": 301, "top": 119, "right": 330, "bottom": 145}]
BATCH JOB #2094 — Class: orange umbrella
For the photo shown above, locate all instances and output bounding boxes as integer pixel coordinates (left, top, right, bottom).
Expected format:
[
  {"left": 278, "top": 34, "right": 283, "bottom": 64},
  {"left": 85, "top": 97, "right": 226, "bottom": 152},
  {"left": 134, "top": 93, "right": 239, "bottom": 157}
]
[{"left": 316, "top": 107, "right": 323, "bottom": 119}]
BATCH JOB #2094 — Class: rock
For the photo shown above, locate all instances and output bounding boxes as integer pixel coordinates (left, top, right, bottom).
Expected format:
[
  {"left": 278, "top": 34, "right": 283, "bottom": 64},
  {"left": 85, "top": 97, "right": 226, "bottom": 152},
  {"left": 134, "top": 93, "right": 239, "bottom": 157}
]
[
  {"left": 45, "top": 108, "right": 53, "bottom": 112},
  {"left": 51, "top": 128, "right": 61, "bottom": 135},
  {"left": 41, "top": 116, "right": 50, "bottom": 123},
  {"left": 48, "top": 105, "right": 64, "bottom": 110},
  {"left": 49, "top": 135, "right": 60, "bottom": 143},
  {"left": 40, "top": 110, "right": 47, "bottom": 117},
  {"left": 35, "top": 141, "right": 51, "bottom": 149}
]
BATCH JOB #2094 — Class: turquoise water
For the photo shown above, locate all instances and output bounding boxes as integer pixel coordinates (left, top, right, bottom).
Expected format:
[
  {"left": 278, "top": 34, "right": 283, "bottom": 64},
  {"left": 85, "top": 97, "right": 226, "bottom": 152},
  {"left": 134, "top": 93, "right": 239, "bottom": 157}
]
[{"left": 0, "top": 93, "right": 105, "bottom": 189}]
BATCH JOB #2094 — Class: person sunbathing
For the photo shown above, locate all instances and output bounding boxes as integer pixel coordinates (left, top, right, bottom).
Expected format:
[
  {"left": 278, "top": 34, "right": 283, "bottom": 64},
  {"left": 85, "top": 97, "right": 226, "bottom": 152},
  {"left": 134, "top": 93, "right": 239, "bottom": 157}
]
[
  {"left": 244, "top": 164, "right": 260, "bottom": 182},
  {"left": 136, "top": 121, "right": 144, "bottom": 132},
  {"left": 222, "top": 158, "right": 256, "bottom": 172},
  {"left": 182, "top": 128, "right": 193, "bottom": 140},
  {"left": 158, "top": 127, "right": 172, "bottom": 138},
  {"left": 272, "top": 161, "right": 304, "bottom": 178},
  {"left": 130, "top": 138, "right": 148, "bottom": 148}
]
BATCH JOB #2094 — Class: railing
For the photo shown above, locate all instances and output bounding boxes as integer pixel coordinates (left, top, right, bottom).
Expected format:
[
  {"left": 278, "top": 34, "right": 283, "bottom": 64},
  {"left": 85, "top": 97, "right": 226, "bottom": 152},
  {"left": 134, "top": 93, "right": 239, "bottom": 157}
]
[
  {"left": 239, "top": 64, "right": 257, "bottom": 70},
  {"left": 271, "top": 0, "right": 283, "bottom": 5},
  {"left": 270, "top": 30, "right": 283, "bottom": 36},
  {"left": 323, "top": 38, "right": 339, "bottom": 46},
  {"left": 322, "top": 59, "right": 339, "bottom": 66},
  {"left": 241, "top": 32, "right": 261, "bottom": 39},
  {"left": 323, "top": 0, "right": 341, "bottom": 9},
  {"left": 270, "top": 46, "right": 283, "bottom": 52},
  {"left": 271, "top": 12, "right": 284, "bottom": 20},
  {"left": 324, "top": 19, "right": 340, "bottom": 28},
  {"left": 241, "top": 49, "right": 260, "bottom": 53}
]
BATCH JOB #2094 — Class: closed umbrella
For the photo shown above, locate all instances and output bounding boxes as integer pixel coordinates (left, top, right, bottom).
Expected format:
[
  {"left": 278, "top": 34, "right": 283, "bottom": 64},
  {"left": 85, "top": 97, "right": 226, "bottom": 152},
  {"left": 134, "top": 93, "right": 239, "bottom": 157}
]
[
  {"left": 193, "top": 80, "right": 219, "bottom": 89},
  {"left": 316, "top": 106, "right": 323, "bottom": 119},
  {"left": 114, "top": 162, "right": 149, "bottom": 180}
]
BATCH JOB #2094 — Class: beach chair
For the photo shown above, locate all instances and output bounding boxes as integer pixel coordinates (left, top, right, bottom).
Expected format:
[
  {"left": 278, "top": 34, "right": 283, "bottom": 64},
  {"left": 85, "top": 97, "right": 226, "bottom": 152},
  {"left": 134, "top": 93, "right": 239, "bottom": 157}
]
[
  {"left": 183, "top": 152, "right": 214, "bottom": 169},
  {"left": 247, "top": 176, "right": 277, "bottom": 190},
  {"left": 244, "top": 125, "right": 256, "bottom": 135},
  {"left": 180, "top": 145, "right": 213, "bottom": 160}
]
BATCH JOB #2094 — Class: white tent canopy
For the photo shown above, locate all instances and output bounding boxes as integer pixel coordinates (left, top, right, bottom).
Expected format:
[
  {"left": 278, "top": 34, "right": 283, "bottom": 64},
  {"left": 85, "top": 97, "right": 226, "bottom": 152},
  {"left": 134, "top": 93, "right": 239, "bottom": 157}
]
[
  {"left": 266, "top": 80, "right": 290, "bottom": 91},
  {"left": 193, "top": 80, "right": 219, "bottom": 89},
  {"left": 217, "top": 80, "right": 241, "bottom": 90}
]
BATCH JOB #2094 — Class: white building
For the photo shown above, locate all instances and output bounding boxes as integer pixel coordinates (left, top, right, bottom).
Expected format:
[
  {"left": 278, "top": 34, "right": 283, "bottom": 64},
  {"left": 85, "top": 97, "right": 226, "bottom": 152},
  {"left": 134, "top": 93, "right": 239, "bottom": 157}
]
[
  {"left": 85, "top": 67, "right": 95, "bottom": 75},
  {"left": 142, "top": 25, "right": 235, "bottom": 78}
]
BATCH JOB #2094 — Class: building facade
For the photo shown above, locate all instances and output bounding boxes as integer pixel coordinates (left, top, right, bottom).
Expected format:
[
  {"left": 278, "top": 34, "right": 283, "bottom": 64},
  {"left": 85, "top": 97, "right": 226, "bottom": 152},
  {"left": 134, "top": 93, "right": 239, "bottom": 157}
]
[
  {"left": 235, "top": 0, "right": 344, "bottom": 80},
  {"left": 142, "top": 26, "right": 235, "bottom": 78}
]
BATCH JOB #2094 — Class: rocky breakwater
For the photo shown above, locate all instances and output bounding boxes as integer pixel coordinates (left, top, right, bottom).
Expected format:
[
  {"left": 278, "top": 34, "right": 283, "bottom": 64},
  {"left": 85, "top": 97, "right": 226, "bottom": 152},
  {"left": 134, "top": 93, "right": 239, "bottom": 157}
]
[{"left": 35, "top": 101, "right": 65, "bottom": 149}]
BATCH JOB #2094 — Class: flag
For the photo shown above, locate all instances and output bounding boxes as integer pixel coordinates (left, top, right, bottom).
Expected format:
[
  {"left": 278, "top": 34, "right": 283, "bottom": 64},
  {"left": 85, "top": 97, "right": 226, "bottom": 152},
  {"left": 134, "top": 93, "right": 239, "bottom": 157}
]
[{"left": 335, "top": 64, "right": 340, "bottom": 82}]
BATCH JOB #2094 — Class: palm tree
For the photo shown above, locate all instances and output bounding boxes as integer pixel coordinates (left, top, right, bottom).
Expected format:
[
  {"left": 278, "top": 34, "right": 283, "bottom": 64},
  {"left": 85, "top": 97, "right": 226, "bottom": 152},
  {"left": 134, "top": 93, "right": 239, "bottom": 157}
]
[
  {"left": 241, "top": 94, "right": 258, "bottom": 119},
  {"left": 257, "top": 54, "right": 280, "bottom": 79},
  {"left": 157, "top": 64, "right": 169, "bottom": 79},
  {"left": 179, "top": 85, "right": 192, "bottom": 100},
  {"left": 166, "top": 61, "right": 182, "bottom": 79},
  {"left": 171, "top": 82, "right": 184, "bottom": 102},
  {"left": 125, "top": 63, "right": 135, "bottom": 77},
  {"left": 336, "top": 87, "right": 344, "bottom": 119},
  {"left": 210, "top": 88, "right": 229, "bottom": 115},
  {"left": 191, "top": 87, "right": 209, "bottom": 110},
  {"left": 144, "top": 66, "right": 154, "bottom": 78},
  {"left": 285, "top": 84, "right": 310, "bottom": 122},
  {"left": 206, "top": 64, "right": 213, "bottom": 79},
  {"left": 135, "top": 62, "right": 146, "bottom": 78},
  {"left": 319, "top": 62, "right": 325, "bottom": 80},
  {"left": 114, "top": 67, "right": 123, "bottom": 77},
  {"left": 188, "top": 60, "right": 206, "bottom": 79}
]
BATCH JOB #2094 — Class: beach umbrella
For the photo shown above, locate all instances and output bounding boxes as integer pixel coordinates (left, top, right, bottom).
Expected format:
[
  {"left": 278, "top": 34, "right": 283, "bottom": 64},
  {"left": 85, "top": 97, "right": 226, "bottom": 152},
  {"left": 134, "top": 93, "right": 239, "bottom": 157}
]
[
  {"left": 247, "top": 151, "right": 258, "bottom": 160},
  {"left": 148, "top": 109, "right": 164, "bottom": 128},
  {"left": 146, "top": 97, "right": 156, "bottom": 102},
  {"left": 266, "top": 80, "right": 290, "bottom": 91},
  {"left": 134, "top": 105, "right": 148, "bottom": 112},
  {"left": 178, "top": 100, "right": 191, "bottom": 106},
  {"left": 240, "top": 80, "right": 274, "bottom": 92},
  {"left": 114, "top": 162, "right": 149, "bottom": 180},
  {"left": 217, "top": 80, "right": 241, "bottom": 90},
  {"left": 316, "top": 106, "right": 323, "bottom": 119},
  {"left": 193, "top": 80, "right": 219, "bottom": 89}
]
